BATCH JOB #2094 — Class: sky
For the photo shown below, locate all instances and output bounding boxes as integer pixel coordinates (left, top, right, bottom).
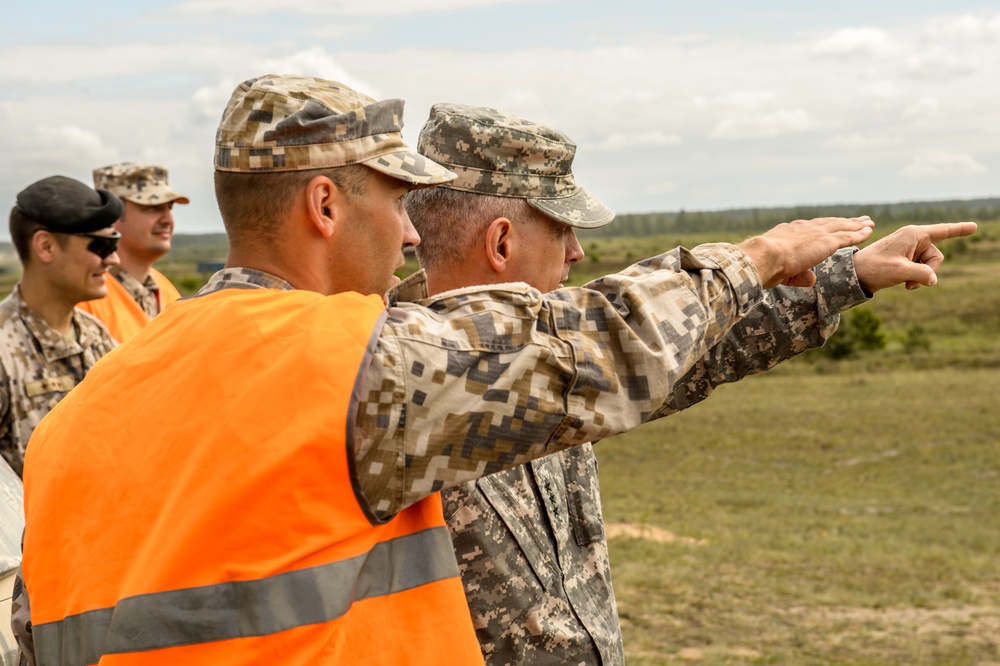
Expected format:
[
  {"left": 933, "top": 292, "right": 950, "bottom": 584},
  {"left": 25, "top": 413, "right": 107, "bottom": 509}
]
[{"left": 2, "top": 0, "right": 999, "bottom": 236}]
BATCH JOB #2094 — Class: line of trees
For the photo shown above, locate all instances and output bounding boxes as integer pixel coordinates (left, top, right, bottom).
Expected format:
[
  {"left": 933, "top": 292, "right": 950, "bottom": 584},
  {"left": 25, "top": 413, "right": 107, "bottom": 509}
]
[{"left": 580, "top": 198, "right": 1000, "bottom": 239}]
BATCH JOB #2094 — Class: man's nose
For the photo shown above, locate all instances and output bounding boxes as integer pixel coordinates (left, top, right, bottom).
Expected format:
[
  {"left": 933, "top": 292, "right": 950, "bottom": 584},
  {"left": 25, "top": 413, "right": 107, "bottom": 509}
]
[{"left": 566, "top": 231, "right": 584, "bottom": 264}]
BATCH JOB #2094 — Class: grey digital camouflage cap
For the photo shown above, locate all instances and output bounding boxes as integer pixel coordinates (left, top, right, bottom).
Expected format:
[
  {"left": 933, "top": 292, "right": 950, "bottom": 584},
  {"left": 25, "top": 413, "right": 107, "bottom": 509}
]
[
  {"left": 417, "top": 103, "right": 614, "bottom": 229},
  {"left": 93, "top": 162, "right": 190, "bottom": 206},
  {"left": 215, "top": 74, "right": 456, "bottom": 187}
]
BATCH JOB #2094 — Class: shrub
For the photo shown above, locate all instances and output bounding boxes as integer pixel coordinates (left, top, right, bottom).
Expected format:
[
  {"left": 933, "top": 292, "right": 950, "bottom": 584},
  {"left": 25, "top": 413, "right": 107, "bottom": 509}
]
[
  {"left": 902, "top": 324, "right": 932, "bottom": 353},
  {"left": 850, "top": 307, "right": 887, "bottom": 351},
  {"left": 819, "top": 307, "right": 886, "bottom": 359}
]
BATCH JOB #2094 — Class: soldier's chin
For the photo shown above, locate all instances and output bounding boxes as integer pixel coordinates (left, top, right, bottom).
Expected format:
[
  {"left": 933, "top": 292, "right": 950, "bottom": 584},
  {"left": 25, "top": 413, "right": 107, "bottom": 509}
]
[{"left": 82, "top": 286, "right": 108, "bottom": 302}]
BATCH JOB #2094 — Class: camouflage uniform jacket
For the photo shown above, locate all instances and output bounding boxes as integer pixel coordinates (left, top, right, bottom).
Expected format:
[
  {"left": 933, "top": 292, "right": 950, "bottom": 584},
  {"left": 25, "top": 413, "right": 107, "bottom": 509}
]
[
  {"left": 12, "top": 241, "right": 845, "bottom": 664},
  {"left": 439, "top": 248, "right": 868, "bottom": 665},
  {"left": 0, "top": 286, "right": 116, "bottom": 477}
]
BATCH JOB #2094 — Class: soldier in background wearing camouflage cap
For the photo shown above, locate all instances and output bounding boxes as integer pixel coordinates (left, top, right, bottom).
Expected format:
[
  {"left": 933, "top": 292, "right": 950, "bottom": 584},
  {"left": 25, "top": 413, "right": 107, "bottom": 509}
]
[
  {"left": 16, "top": 74, "right": 968, "bottom": 665},
  {"left": 405, "top": 103, "right": 981, "bottom": 665},
  {"left": 0, "top": 175, "right": 120, "bottom": 478},
  {"left": 77, "top": 162, "right": 188, "bottom": 342}
]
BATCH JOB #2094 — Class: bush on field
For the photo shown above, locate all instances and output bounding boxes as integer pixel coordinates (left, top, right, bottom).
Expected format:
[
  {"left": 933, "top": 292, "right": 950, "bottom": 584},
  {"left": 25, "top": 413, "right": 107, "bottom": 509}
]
[
  {"left": 820, "top": 307, "right": 887, "bottom": 359},
  {"left": 902, "top": 324, "right": 933, "bottom": 353}
]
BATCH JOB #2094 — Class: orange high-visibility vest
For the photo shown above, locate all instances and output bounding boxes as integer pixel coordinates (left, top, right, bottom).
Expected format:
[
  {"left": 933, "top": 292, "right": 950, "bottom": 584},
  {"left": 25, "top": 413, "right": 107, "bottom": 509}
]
[
  {"left": 23, "top": 287, "right": 484, "bottom": 666},
  {"left": 77, "top": 268, "right": 182, "bottom": 342}
]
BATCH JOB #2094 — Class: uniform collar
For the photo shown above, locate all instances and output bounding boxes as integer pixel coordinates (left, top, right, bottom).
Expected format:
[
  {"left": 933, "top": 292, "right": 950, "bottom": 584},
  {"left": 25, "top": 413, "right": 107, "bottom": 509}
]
[
  {"left": 10, "top": 285, "right": 89, "bottom": 362},
  {"left": 197, "top": 268, "right": 296, "bottom": 296},
  {"left": 112, "top": 266, "right": 158, "bottom": 293},
  {"left": 385, "top": 269, "right": 428, "bottom": 305}
]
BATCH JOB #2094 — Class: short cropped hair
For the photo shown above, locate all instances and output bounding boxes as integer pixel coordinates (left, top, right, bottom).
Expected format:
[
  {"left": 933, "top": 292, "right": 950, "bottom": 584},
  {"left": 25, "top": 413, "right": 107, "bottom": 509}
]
[
  {"left": 214, "top": 165, "right": 370, "bottom": 246},
  {"left": 405, "top": 188, "right": 534, "bottom": 274},
  {"left": 9, "top": 207, "right": 47, "bottom": 264}
]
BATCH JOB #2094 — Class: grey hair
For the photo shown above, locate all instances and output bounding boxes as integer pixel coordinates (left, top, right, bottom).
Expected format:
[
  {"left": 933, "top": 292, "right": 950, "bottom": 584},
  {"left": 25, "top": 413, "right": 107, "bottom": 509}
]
[{"left": 405, "top": 188, "right": 533, "bottom": 273}]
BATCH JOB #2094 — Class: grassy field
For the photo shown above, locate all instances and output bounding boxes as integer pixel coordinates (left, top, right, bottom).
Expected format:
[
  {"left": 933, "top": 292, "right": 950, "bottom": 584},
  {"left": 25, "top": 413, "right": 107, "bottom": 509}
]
[
  {"left": 599, "top": 367, "right": 1000, "bottom": 665},
  {"left": 592, "top": 226, "right": 1000, "bottom": 665}
]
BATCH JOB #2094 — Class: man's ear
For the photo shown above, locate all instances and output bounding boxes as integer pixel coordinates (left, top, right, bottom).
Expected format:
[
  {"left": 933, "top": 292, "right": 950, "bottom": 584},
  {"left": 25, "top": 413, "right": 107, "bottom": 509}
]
[
  {"left": 304, "top": 175, "right": 345, "bottom": 239},
  {"left": 485, "top": 217, "right": 513, "bottom": 274},
  {"left": 32, "top": 230, "right": 57, "bottom": 264}
]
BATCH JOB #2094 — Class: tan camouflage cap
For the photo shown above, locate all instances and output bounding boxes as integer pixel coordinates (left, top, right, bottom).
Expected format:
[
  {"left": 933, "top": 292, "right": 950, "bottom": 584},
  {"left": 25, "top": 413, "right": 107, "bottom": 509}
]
[
  {"left": 417, "top": 103, "right": 614, "bottom": 229},
  {"left": 93, "top": 162, "right": 190, "bottom": 206},
  {"left": 214, "top": 74, "right": 456, "bottom": 187}
]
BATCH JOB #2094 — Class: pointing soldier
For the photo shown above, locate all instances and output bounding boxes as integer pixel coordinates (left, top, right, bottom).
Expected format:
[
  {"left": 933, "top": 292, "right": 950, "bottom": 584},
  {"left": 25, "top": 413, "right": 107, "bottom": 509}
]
[
  {"left": 405, "top": 103, "right": 981, "bottom": 665},
  {"left": 0, "top": 176, "right": 120, "bottom": 477},
  {"left": 77, "top": 162, "right": 187, "bottom": 342}
]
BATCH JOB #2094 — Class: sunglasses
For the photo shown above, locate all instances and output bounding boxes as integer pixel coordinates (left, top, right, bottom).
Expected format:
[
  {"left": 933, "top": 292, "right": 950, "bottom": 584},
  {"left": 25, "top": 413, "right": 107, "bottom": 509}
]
[{"left": 73, "top": 233, "right": 120, "bottom": 260}]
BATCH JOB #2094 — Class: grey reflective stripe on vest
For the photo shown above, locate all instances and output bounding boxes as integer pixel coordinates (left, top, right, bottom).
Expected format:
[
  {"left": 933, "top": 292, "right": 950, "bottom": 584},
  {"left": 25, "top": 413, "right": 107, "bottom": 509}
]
[{"left": 34, "top": 526, "right": 458, "bottom": 666}]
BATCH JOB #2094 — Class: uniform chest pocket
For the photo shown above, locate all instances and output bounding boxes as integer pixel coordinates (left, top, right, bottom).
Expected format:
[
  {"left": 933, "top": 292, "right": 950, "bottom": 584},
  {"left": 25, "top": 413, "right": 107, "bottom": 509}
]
[{"left": 558, "top": 443, "right": 606, "bottom": 547}]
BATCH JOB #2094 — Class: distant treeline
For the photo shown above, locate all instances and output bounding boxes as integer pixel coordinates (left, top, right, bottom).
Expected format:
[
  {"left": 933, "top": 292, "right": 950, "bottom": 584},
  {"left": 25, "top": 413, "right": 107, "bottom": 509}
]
[
  {"left": 579, "top": 197, "right": 1000, "bottom": 239},
  {"left": 2, "top": 200, "right": 996, "bottom": 255}
]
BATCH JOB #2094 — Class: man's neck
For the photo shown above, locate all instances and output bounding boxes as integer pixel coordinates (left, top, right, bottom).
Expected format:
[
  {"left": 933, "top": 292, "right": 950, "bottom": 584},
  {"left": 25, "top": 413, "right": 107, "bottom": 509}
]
[
  {"left": 425, "top": 264, "right": 498, "bottom": 297},
  {"left": 16, "top": 278, "right": 76, "bottom": 337},
  {"left": 116, "top": 253, "right": 156, "bottom": 283},
  {"left": 226, "top": 245, "right": 319, "bottom": 294}
]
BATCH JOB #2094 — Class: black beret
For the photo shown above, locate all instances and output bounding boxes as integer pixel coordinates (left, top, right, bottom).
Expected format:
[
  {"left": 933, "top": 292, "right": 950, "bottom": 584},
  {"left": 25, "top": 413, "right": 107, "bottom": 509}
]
[{"left": 15, "top": 175, "right": 123, "bottom": 234}]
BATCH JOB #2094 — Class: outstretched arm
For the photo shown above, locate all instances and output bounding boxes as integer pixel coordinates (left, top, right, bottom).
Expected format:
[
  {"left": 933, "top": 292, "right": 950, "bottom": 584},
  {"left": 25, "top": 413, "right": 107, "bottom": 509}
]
[
  {"left": 356, "top": 216, "right": 882, "bottom": 517},
  {"left": 661, "top": 221, "right": 978, "bottom": 416}
]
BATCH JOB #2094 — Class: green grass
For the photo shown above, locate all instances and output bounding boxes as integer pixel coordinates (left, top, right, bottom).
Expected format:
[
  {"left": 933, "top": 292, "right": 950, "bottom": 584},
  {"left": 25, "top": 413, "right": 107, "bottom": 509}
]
[{"left": 594, "top": 240, "right": 1000, "bottom": 665}]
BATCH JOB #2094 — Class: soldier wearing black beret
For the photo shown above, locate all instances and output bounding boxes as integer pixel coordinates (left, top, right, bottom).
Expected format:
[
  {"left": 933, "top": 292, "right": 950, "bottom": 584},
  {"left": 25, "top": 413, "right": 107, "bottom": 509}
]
[{"left": 0, "top": 175, "right": 121, "bottom": 477}]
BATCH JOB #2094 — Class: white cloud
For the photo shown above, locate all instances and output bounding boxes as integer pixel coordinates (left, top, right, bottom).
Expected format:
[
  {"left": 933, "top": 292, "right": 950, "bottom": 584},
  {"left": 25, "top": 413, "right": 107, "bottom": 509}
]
[
  {"left": 698, "top": 91, "right": 818, "bottom": 140},
  {"left": 903, "top": 48, "right": 980, "bottom": 79},
  {"left": 259, "top": 48, "right": 378, "bottom": 98},
  {"left": 0, "top": 43, "right": 251, "bottom": 85},
  {"left": 925, "top": 13, "right": 1000, "bottom": 40},
  {"left": 614, "top": 87, "right": 663, "bottom": 103},
  {"left": 715, "top": 90, "right": 778, "bottom": 112},
  {"left": 812, "top": 27, "right": 894, "bottom": 58},
  {"left": 824, "top": 133, "right": 903, "bottom": 150},
  {"left": 710, "top": 108, "right": 812, "bottom": 140},
  {"left": 172, "top": 0, "right": 533, "bottom": 18},
  {"left": 856, "top": 80, "right": 900, "bottom": 104},
  {"left": 4, "top": 5, "right": 1000, "bottom": 233},
  {"left": 494, "top": 89, "right": 545, "bottom": 111},
  {"left": 644, "top": 181, "right": 679, "bottom": 195},
  {"left": 902, "top": 96, "right": 940, "bottom": 123},
  {"left": 0, "top": 124, "right": 119, "bottom": 191},
  {"left": 589, "top": 131, "right": 682, "bottom": 151},
  {"left": 900, "top": 151, "right": 987, "bottom": 178},
  {"left": 36, "top": 126, "right": 115, "bottom": 162},
  {"left": 190, "top": 79, "right": 243, "bottom": 124}
]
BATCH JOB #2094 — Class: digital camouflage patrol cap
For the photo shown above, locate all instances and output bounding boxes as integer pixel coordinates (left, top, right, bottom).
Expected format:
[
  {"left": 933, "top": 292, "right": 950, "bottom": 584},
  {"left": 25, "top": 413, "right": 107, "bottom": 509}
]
[
  {"left": 417, "top": 103, "right": 614, "bottom": 229},
  {"left": 214, "top": 74, "right": 456, "bottom": 187},
  {"left": 93, "top": 162, "right": 190, "bottom": 206}
]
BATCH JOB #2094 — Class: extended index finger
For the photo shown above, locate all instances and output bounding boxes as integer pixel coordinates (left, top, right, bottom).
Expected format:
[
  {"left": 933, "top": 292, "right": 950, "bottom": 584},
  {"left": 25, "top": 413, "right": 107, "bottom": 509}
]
[{"left": 921, "top": 221, "right": 978, "bottom": 242}]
